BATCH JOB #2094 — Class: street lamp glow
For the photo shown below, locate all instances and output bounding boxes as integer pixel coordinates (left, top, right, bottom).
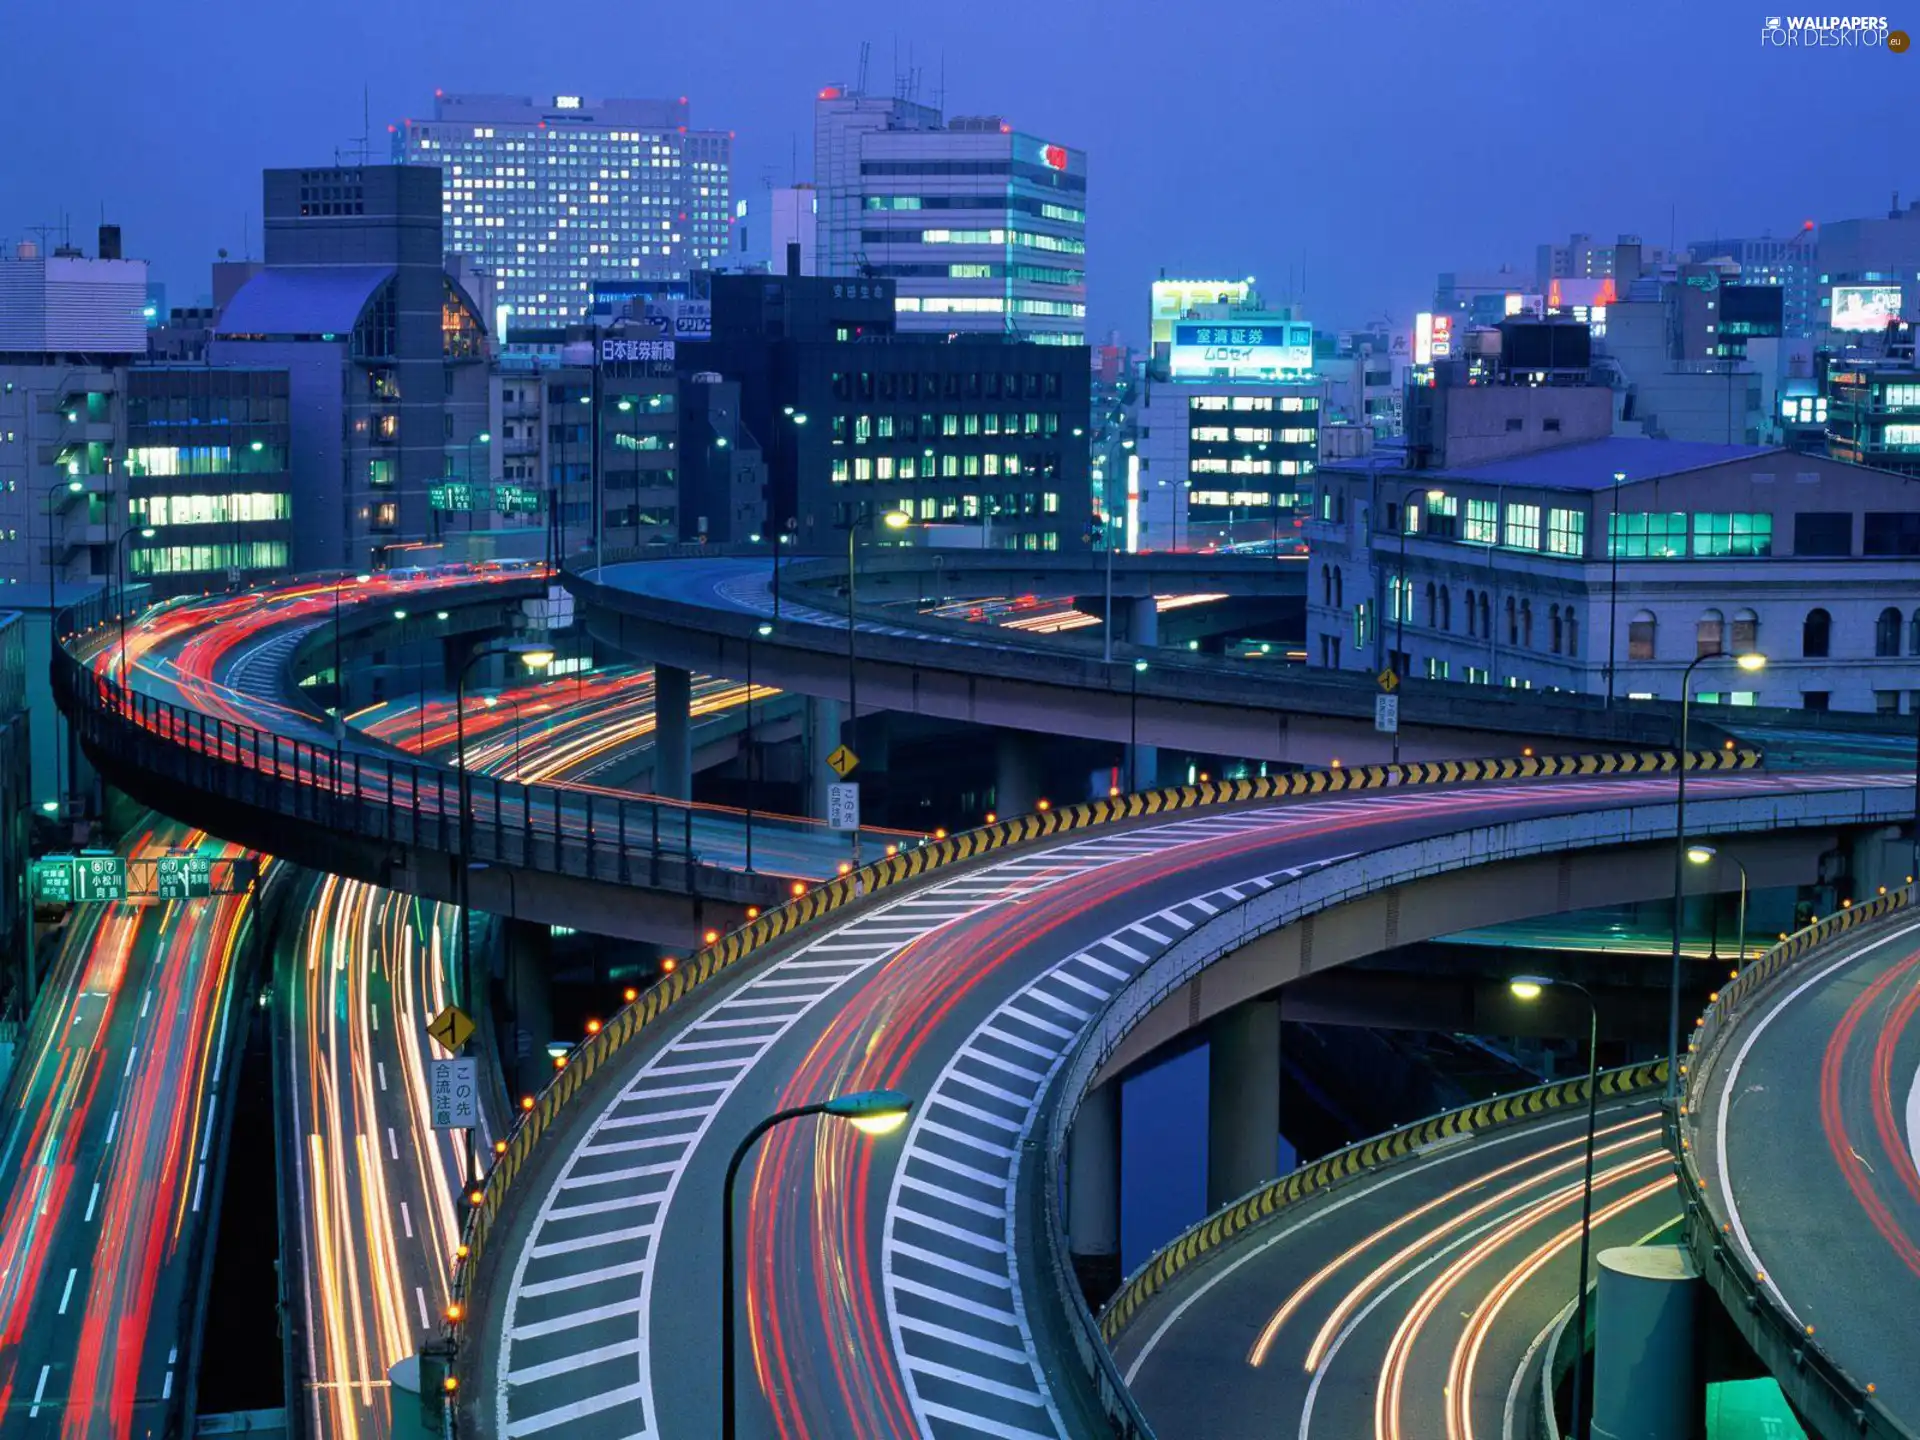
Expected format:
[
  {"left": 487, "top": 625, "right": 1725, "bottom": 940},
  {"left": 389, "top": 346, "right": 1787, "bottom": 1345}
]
[
  {"left": 1735, "top": 652, "right": 1766, "bottom": 672},
  {"left": 1426, "top": 488, "right": 1447, "bottom": 503},
  {"left": 138, "top": 526, "right": 155, "bottom": 539},
  {"left": 756, "top": 622, "right": 773, "bottom": 638},
  {"left": 1686, "top": 844, "right": 1717, "bottom": 865},
  {"left": 1134, "top": 658, "right": 1148, "bottom": 673},
  {"left": 393, "top": 608, "right": 408, "bottom": 620},
  {"left": 618, "top": 399, "right": 633, "bottom": 412},
  {"left": 823, "top": 1088, "right": 914, "bottom": 1135},
  {"left": 1509, "top": 976, "right": 1549, "bottom": 1001},
  {"left": 66, "top": 479, "right": 84, "bottom": 492},
  {"left": 39, "top": 799, "right": 59, "bottom": 814},
  {"left": 478, "top": 431, "right": 491, "bottom": 444},
  {"left": 517, "top": 648, "right": 555, "bottom": 670},
  {"left": 882, "top": 510, "right": 911, "bottom": 530},
  {"left": 250, "top": 440, "right": 264, "bottom": 452}
]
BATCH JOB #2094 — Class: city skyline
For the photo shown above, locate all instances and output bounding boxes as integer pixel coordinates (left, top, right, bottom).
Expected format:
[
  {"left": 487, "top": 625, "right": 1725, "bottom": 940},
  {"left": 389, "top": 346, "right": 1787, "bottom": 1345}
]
[{"left": 3, "top": 0, "right": 1910, "bottom": 340}]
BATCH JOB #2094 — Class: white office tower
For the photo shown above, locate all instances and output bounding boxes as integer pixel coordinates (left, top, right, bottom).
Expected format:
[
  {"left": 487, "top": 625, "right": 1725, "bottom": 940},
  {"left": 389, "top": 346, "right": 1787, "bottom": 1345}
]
[
  {"left": 813, "top": 86, "right": 1085, "bottom": 344},
  {"left": 400, "top": 93, "right": 733, "bottom": 328}
]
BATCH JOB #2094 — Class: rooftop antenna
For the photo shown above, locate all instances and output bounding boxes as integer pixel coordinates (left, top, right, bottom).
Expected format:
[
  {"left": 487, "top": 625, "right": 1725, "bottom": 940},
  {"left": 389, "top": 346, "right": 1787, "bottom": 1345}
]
[
  {"left": 935, "top": 51, "right": 946, "bottom": 116},
  {"left": 856, "top": 40, "right": 871, "bottom": 97}
]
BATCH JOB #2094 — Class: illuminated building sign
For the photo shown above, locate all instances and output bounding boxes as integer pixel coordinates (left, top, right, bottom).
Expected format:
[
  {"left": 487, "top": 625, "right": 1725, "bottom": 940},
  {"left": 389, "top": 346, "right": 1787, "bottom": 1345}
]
[
  {"left": 1151, "top": 279, "right": 1255, "bottom": 347},
  {"left": 1830, "top": 284, "right": 1903, "bottom": 331},
  {"left": 1429, "top": 313, "right": 1454, "bottom": 358},
  {"left": 1415, "top": 312, "right": 1434, "bottom": 366},
  {"left": 554, "top": 95, "right": 582, "bottom": 109},
  {"left": 1170, "top": 322, "right": 1313, "bottom": 378},
  {"left": 1041, "top": 143, "right": 1068, "bottom": 170},
  {"left": 1546, "top": 277, "right": 1616, "bottom": 311},
  {"left": 600, "top": 337, "right": 676, "bottom": 363}
]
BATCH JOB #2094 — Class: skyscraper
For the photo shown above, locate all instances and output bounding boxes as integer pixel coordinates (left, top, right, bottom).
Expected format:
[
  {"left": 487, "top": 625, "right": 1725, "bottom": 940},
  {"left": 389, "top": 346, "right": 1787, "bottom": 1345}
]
[
  {"left": 398, "top": 93, "right": 733, "bottom": 330},
  {"left": 812, "top": 87, "right": 1086, "bottom": 345}
]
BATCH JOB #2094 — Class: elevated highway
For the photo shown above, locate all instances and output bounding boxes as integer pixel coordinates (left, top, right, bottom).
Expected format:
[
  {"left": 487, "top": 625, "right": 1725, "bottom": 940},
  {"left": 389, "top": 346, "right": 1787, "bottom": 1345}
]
[
  {"left": 1679, "top": 886, "right": 1920, "bottom": 1439},
  {"left": 452, "top": 753, "right": 1908, "bottom": 1439},
  {"left": 52, "top": 571, "right": 914, "bottom": 943},
  {"left": 1105, "top": 1066, "right": 1675, "bottom": 1440},
  {"left": 569, "top": 553, "right": 1691, "bottom": 768}
]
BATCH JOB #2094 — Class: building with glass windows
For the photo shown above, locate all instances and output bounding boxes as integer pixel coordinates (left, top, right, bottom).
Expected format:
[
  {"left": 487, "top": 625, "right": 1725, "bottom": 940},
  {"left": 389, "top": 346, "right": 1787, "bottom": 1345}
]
[
  {"left": 398, "top": 93, "right": 733, "bottom": 331},
  {"left": 1826, "top": 324, "right": 1920, "bottom": 478},
  {"left": 124, "top": 367, "right": 292, "bottom": 591},
  {"left": 813, "top": 88, "right": 1085, "bottom": 344},
  {"left": 1307, "top": 430, "right": 1920, "bottom": 715},
  {"left": 699, "top": 272, "right": 1089, "bottom": 553},
  {"left": 211, "top": 165, "right": 492, "bottom": 572}
]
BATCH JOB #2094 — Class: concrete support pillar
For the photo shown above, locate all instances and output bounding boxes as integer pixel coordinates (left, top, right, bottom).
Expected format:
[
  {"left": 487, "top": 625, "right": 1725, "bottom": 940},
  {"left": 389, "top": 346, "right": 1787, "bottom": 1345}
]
[
  {"left": 502, "top": 917, "right": 553, "bottom": 1102},
  {"left": 1592, "top": 1246, "right": 1700, "bottom": 1440},
  {"left": 1130, "top": 595, "right": 1160, "bottom": 649},
  {"left": 1207, "top": 997, "right": 1281, "bottom": 1211},
  {"left": 654, "top": 663, "right": 693, "bottom": 802},
  {"left": 1067, "top": 1082, "right": 1123, "bottom": 1304},
  {"left": 1849, "top": 825, "right": 1912, "bottom": 900},
  {"left": 806, "top": 696, "right": 844, "bottom": 821},
  {"left": 995, "top": 730, "right": 1044, "bottom": 819}
]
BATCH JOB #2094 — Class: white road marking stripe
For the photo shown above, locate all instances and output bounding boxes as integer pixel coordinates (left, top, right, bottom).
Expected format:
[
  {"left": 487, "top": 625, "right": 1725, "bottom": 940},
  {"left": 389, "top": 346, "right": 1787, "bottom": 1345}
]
[
  {"left": 502, "top": 1381, "right": 650, "bottom": 1438},
  {"left": 931, "top": 1095, "right": 1024, "bottom": 1134},
  {"left": 528, "top": 1223, "right": 658, "bottom": 1259},
  {"left": 900, "top": 1174, "right": 1004, "bottom": 1218},
  {"left": 911, "top": 1363, "right": 1048, "bottom": 1407},
  {"left": 963, "top": 1048, "right": 1047, "bottom": 1084},
  {"left": 514, "top": 1258, "right": 649, "bottom": 1299},
  {"left": 911, "top": 1149, "right": 1008, "bottom": 1189},
  {"left": 945, "top": 1069, "right": 1031, "bottom": 1107},
  {"left": 1022, "top": 987, "right": 1092, "bottom": 1022},
  {"left": 919, "top": 1118, "right": 1017, "bottom": 1158},
  {"left": 1128, "top": 921, "right": 1171, "bottom": 946},
  {"left": 546, "top": 1193, "right": 661, "bottom": 1223},
  {"left": 559, "top": 1159, "right": 681, "bottom": 1190},
  {"left": 1068, "top": 952, "right": 1128, "bottom": 982},
  {"left": 507, "top": 1337, "right": 644, "bottom": 1386},
  {"left": 891, "top": 1274, "right": 1029, "bottom": 1326},
  {"left": 58, "top": 1268, "right": 76, "bottom": 1315},
  {"left": 891, "top": 1241, "right": 1013, "bottom": 1288},
  {"left": 511, "top": 1295, "right": 646, "bottom": 1342},
  {"left": 1051, "top": 967, "right": 1113, "bottom": 1000},
  {"left": 894, "top": 1208, "right": 1006, "bottom": 1253},
  {"left": 1097, "top": 937, "right": 1148, "bottom": 962},
  {"left": 916, "top": 1401, "right": 1054, "bottom": 1438},
  {"left": 979, "top": 1024, "right": 1057, "bottom": 1060},
  {"left": 999, "top": 1005, "right": 1074, "bottom": 1042},
  {"left": 896, "top": 1312, "right": 1030, "bottom": 1364}
]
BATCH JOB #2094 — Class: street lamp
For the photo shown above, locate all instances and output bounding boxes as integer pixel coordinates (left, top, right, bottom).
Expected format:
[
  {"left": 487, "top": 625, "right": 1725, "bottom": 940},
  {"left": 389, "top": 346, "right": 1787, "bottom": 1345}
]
[
  {"left": 746, "top": 621, "right": 773, "bottom": 872},
  {"left": 1510, "top": 974, "right": 1599, "bottom": 1440},
  {"left": 45, "top": 476, "right": 85, "bottom": 813},
  {"left": 1666, "top": 649, "right": 1766, "bottom": 1097},
  {"left": 1687, "top": 844, "right": 1750, "bottom": 967},
  {"left": 834, "top": 510, "right": 910, "bottom": 869},
  {"left": 452, "top": 641, "right": 554, "bottom": 1190},
  {"left": 1388, "top": 485, "right": 1444, "bottom": 763},
  {"left": 466, "top": 431, "right": 492, "bottom": 484},
  {"left": 1129, "top": 658, "right": 1149, "bottom": 792},
  {"left": 114, "top": 525, "right": 158, "bottom": 689},
  {"left": 720, "top": 1089, "right": 913, "bottom": 1440},
  {"left": 770, "top": 411, "right": 807, "bottom": 622},
  {"left": 1604, "top": 471, "right": 1625, "bottom": 710}
]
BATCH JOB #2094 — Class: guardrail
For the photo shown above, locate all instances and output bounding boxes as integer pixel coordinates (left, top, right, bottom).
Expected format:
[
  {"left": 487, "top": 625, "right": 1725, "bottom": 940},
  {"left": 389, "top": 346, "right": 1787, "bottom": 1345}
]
[
  {"left": 445, "top": 744, "right": 1759, "bottom": 1380},
  {"left": 567, "top": 550, "right": 1695, "bottom": 747},
  {"left": 52, "top": 590, "right": 768, "bottom": 905},
  {"left": 1096, "top": 1059, "right": 1669, "bottom": 1345},
  {"left": 1673, "top": 882, "right": 1919, "bottom": 1440}
]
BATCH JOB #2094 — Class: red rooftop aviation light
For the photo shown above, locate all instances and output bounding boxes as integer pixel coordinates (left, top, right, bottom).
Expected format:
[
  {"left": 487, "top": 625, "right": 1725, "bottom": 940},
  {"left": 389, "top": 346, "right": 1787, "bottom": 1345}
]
[{"left": 1042, "top": 144, "right": 1068, "bottom": 170}]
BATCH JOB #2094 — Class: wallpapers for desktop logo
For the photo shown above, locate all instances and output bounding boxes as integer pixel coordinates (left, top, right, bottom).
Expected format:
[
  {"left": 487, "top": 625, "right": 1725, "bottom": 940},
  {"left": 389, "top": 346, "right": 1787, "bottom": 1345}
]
[{"left": 1760, "top": 13, "right": 1906, "bottom": 47}]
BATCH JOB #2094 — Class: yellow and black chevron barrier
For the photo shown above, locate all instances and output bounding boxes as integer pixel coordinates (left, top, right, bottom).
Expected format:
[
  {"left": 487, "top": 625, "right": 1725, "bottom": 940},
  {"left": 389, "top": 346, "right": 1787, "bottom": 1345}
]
[
  {"left": 452, "top": 745, "right": 1756, "bottom": 1306},
  {"left": 1098, "top": 1059, "right": 1670, "bottom": 1344}
]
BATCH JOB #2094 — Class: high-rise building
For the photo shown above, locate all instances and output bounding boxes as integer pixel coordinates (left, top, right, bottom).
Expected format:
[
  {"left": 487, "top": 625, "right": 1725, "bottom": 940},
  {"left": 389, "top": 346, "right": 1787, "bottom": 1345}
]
[
  {"left": 813, "top": 87, "right": 1086, "bottom": 344},
  {"left": 212, "top": 165, "right": 492, "bottom": 572},
  {"left": 398, "top": 93, "right": 733, "bottom": 330},
  {"left": 1136, "top": 281, "right": 1322, "bottom": 553},
  {"left": 1689, "top": 229, "right": 1819, "bottom": 337}
]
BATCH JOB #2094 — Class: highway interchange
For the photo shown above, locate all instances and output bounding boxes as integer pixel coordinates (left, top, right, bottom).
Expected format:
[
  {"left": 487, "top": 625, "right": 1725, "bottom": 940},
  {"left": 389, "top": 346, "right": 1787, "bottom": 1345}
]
[{"left": 22, "top": 555, "right": 1920, "bottom": 1440}]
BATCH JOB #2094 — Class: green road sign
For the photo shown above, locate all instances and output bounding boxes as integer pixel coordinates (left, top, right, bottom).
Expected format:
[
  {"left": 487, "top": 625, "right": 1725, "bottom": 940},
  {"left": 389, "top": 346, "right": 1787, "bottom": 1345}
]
[
  {"left": 494, "top": 484, "right": 541, "bottom": 516},
  {"left": 430, "top": 482, "right": 485, "bottom": 512},
  {"left": 73, "top": 855, "right": 127, "bottom": 902},
  {"left": 31, "top": 858, "right": 74, "bottom": 905},
  {"left": 156, "top": 854, "right": 215, "bottom": 900}
]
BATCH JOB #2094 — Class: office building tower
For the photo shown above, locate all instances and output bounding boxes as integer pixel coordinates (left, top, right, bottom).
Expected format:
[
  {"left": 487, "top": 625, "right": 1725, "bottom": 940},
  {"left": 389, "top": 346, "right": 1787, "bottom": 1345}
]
[
  {"left": 733, "top": 184, "right": 818, "bottom": 275},
  {"left": 1136, "top": 281, "right": 1322, "bottom": 552},
  {"left": 399, "top": 93, "right": 733, "bottom": 330},
  {"left": 212, "top": 165, "right": 491, "bottom": 571},
  {"left": 698, "top": 272, "right": 1090, "bottom": 553},
  {"left": 1689, "top": 230, "right": 1818, "bottom": 337},
  {"left": 813, "top": 87, "right": 1086, "bottom": 344}
]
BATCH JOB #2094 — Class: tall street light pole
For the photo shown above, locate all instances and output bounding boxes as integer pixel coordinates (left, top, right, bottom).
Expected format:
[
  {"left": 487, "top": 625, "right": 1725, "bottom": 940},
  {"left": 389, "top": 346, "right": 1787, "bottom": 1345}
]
[
  {"left": 1687, "top": 843, "right": 1750, "bottom": 966},
  {"left": 1129, "top": 658, "right": 1148, "bottom": 792},
  {"left": 45, "top": 476, "right": 84, "bottom": 813},
  {"left": 453, "top": 641, "right": 554, "bottom": 1190},
  {"left": 1605, "top": 470, "right": 1625, "bottom": 710},
  {"left": 772, "top": 410, "right": 806, "bottom": 622},
  {"left": 114, "top": 524, "right": 157, "bottom": 691},
  {"left": 748, "top": 622, "right": 772, "bottom": 872},
  {"left": 1666, "top": 649, "right": 1767, "bottom": 1097},
  {"left": 720, "top": 1090, "right": 912, "bottom": 1440},
  {"left": 1510, "top": 975, "right": 1599, "bottom": 1440},
  {"left": 839, "top": 509, "right": 910, "bottom": 870}
]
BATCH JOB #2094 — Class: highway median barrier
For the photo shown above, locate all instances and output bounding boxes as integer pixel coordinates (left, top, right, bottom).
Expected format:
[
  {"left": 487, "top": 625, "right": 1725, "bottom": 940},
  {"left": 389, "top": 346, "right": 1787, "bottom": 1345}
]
[
  {"left": 1098, "top": 1059, "right": 1669, "bottom": 1345},
  {"left": 451, "top": 745, "right": 1756, "bottom": 1315}
]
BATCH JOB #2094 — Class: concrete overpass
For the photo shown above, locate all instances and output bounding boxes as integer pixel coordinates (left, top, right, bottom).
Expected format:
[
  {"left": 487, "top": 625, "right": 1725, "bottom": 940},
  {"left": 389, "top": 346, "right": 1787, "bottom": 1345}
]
[
  {"left": 449, "top": 756, "right": 1909, "bottom": 1440},
  {"left": 568, "top": 552, "right": 1701, "bottom": 774}
]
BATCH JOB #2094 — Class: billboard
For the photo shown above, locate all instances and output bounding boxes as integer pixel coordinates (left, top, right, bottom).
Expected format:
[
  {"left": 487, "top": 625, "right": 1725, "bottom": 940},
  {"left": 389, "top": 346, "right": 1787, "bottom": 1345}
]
[
  {"left": 1151, "top": 279, "right": 1253, "bottom": 346},
  {"left": 1169, "top": 321, "right": 1312, "bottom": 379},
  {"left": 1830, "top": 284, "right": 1902, "bottom": 332}
]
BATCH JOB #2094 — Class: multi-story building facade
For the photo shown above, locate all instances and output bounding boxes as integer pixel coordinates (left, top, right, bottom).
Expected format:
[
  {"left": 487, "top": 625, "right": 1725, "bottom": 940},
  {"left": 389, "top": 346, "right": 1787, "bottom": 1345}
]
[
  {"left": 211, "top": 165, "right": 492, "bottom": 572},
  {"left": 124, "top": 366, "right": 293, "bottom": 590},
  {"left": 813, "top": 89, "right": 1086, "bottom": 345},
  {"left": 1307, "top": 425, "right": 1920, "bottom": 715},
  {"left": 399, "top": 93, "right": 733, "bottom": 330},
  {"left": 1827, "top": 323, "right": 1920, "bottom": 477},
  {"left": 1689, "top": 230, "right": 1819, "bottom": 337},
  {"left": 700, "top": 272, "right": 1089, "bottom": 552}
]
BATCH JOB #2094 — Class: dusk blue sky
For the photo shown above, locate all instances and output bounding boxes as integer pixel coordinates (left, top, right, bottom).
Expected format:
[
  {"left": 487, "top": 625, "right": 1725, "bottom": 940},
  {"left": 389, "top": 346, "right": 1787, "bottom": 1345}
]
[{"left": 3, "top": 0, "right": 1909, "bottom": 342}]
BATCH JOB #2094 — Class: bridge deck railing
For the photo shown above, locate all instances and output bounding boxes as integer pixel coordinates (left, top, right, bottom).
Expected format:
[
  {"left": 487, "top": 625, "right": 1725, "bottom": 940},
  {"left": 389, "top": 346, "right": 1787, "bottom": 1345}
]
[
  {"left": 51, "top": 589, "right": 815, "bottom": 902},
  {"left": 1674, "top": 881, "right": 1918, "bottom": 1440}
]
